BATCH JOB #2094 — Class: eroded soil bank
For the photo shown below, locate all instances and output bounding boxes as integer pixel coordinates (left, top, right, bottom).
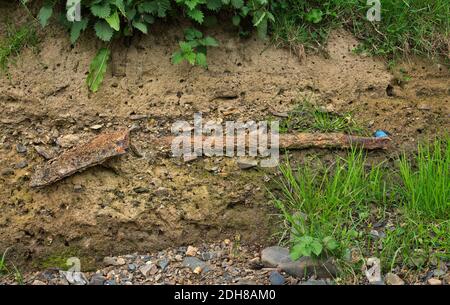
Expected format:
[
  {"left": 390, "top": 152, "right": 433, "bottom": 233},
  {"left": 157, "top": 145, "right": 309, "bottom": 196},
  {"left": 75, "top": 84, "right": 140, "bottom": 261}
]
[{"left": 0, "top": 5, "right": 449, "bottom": 269}]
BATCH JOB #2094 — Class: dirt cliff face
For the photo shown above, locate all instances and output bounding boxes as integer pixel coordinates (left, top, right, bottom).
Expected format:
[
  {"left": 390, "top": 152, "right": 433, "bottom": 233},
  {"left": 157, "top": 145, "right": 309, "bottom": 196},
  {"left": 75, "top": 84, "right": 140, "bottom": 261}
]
[{"left": 0, "top": 5, "right": 449, "bottom": 266}]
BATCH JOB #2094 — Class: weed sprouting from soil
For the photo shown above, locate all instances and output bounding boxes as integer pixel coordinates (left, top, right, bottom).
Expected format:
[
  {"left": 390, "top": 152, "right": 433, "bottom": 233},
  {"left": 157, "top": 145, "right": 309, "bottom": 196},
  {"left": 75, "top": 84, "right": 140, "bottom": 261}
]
[
  {"left": 272, "top": 137, "right": 449, "bottom": 278},
  {"left": 272, "top": 149, "right": 390, "bottom": 261},
  {"left": 0, "top": 22, "right": 38, "bottom": 73},
  {"left": 0, "top": 248, "right": 23, "bottom": 284}
]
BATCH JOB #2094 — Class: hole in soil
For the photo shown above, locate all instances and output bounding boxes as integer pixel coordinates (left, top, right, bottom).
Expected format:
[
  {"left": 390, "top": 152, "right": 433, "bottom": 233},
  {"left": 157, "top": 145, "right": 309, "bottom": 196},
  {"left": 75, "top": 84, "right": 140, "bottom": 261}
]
[{"left": 386, "top": 84, "right": 394, "bottom": 96}]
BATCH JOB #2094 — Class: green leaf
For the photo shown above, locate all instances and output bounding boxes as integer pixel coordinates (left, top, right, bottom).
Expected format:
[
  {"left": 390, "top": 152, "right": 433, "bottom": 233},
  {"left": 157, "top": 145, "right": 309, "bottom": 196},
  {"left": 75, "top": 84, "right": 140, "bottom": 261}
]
[
  {"left": 240, "top": 5, "right": 249, "bottom": 16},
  {"left": 138, "top": 1, "right": 157, "bottom": 14},
  {"left": 183, "top": 0, "right": 200, "bottom": 10},
  {"left": 184, "top": 28, "right": 203, "bottom": 40},
  {"left": 290, "top": 244, "right": 303, "bottom": 261},
  {"left": 38, "top": 5, "right": 53, "bottom": 27},
  {"left": 132, "top": 20, "right": 148, "bottom": 34},
  {"left": 180, "top": 41, "right": 193, "bottom": 54},
  {"left": 266, "top": 11, "right": 275, "bottom": 22},
  {"left": 311, "top": 240, "right": 323, "bottom": 256},
  {"left": 86, "top": 48, "right": 110, "bottom": 92},
  {"left": 290, "top": 235, "right": 325, "bottom": 258},
  {"left": 91, "top": 3, "right": 111, "bottom": 18},
  {"left": 232, "top": 15, "right": 240, "bottom": 26},
  {"left": 114, "top": 0, "right": 126, "bottom": 16},
  {"left": 207, "top": 0, "right": 222, "bottom": 11},
  {"left": 196, "top": 52, "right": 207, "bottom": 67},
  {"left": 256, "top": 17, "right": 268, "bottom": 39},
  {"left": 105, "top": 11, "right": 120, "bottom": 31},
  {"left": 157, "top": 0, "right": 171, "bottom": 17},
  {"left": 143, "top": 14, "right": 155, "bottom": 24},
  {"left": 185, "top": 52, "right": 196, "bottom": 65},
  {"left": 125, "top": 8, "right": 136, "bottom": 20},
  {"left": 231, "top": 0, "right": 243, "bottom": 9},
  {"left": 200, "top": 36, "right": 219, "bottom": 47},
  {"left": 306, "top": 9, "right": 323, "bottom": 24},
  {"left": 187, "top": 9, "right": 204, "bottom": 23},
  {"left": 323, "top": 236, "right": 339, "bottom": 251},
  {"left": 94, "top": 20, "right": 114, "bottom": 41},
  {"left": 171, "top": 51, "right": 184, "bottom": 64},
  {"left": 253, "top": 11, "right": 266, "bottom": 27},
  {"left": 70, "top": 18, "right": 89, "bottom": 44}
]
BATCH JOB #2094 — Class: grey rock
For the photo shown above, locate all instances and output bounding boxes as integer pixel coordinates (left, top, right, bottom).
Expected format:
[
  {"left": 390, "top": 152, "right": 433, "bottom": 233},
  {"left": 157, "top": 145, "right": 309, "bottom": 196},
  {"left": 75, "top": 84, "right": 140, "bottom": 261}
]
[
  {"left": 116, "top": 257, "right": 126, "bottom": 265},
  {"left": 34, "top": 145, "right": 55, "bottom": 160},
  {"left": 235, "top": 279, "right": 257, "bottom": 285},
  {"left": 90, "top": 124, "right": 103, "bottom": 130},
  {"left": 385, "top": 273, "right": 405, "bottom": 285},
  {"left": 369, "top": 229, "right": 386, "bottom": 239},
  {"left": 201, "top": 252, "right": 214, "bottom": 261},
  {"left": 262, "top": 246, "right": 336, "bottom": 279},
  {"left": 417, "top": 103, "right": 431, "bottom": 110},
  {"left": 128, "top": 263, "right": 136, "bottom": 271},
  {"left": 158, "top": 258, "right": 169, "bottom": 271},
  {"left": 89, "top": 274, "right": 106, "bottom": 285},
  {"left": 133, "top": 186, "right": 150, "bottom": 194},
  {"left": 1, "top": 168, "right": 14, "bottom": 176},
  {"left": 103, "top": 256, "right": 125, "bottom": 266},
  {"left": 261, "top": 246, "right": 292, "bottom": 267},
  {"left": 103, "top": 257, "right": 116, "bottom": 266},
  {"left": 105, "top": 280, "right": 116, "bottom": 285},
  {"left": 59, "top": 271, "right": 88, "bottom": 285},
  {"left": 139, "top": 264, "right": 157, "bottom": 277},
  {"left": 222, "top": 272, "right": 233, "bottom": 282},
  {"left": 56, "top": 134, "right": 80, "bottom": 148},
  {"left": 433, "top": 269, "right": 446, "bottom": 277},
  {"left": 16, "top": 143, "right": 27, "bottom": 154},
  {"left": 182, "top": 257, "right": 211, "bottom": 273},
  {"left": 280, "top": 257, "right": 337, "bottom": 279},
  {"left": 428, "top": 278, "right": 442, "bottom": 285},
  {"left": 300, "top": 279, "right": 328, "bottom": 285},
  {"left": 237, "top": 158, "right": 258, "bottom": 169},
  {"left": 269, "top": 271, "right": 285, "bottom": 285},
  {"left": 365, "top": 257, "right": 382, "bottom": 284},
  {"left": 130, "top": 114, "right": 148, "bottom": 120},
  {"left": 178, "top": 246, "right": 187, "bottom": 254}
]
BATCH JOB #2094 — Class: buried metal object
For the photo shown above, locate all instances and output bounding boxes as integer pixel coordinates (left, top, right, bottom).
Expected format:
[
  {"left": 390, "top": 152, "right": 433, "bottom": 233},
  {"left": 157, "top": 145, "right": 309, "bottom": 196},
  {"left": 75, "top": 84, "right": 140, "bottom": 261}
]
[{"left": 30, "top": 129, "right": 130, "bottom": 188}]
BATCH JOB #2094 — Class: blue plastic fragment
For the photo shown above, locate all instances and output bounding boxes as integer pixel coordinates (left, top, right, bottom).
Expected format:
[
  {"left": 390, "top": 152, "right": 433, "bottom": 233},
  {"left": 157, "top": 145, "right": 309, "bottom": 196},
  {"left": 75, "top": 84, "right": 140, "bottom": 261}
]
[{"left": 374, "top": 130, "right": 389, "bottom": 138}]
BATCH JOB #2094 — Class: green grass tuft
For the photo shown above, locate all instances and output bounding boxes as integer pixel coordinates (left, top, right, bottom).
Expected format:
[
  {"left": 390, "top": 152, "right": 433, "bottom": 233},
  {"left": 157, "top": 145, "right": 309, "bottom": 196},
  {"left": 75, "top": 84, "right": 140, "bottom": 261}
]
[
  {"left": 399, "top": 137, "right": 449, "bottom": 219},
  {"left": 272, "top": 148, "right": 389, "bottom": 261},
  {"left": 0, "top": 22, "right": 38, "bottom": 73},
  {"left": 278, "top": 101, "right": 364, "bottom": 134},
  {"left": 272, "top": 137, "right": 449, "bottom": 277},
  {"left": 271, "top": 0, "right": 450, "bottom": 61}
]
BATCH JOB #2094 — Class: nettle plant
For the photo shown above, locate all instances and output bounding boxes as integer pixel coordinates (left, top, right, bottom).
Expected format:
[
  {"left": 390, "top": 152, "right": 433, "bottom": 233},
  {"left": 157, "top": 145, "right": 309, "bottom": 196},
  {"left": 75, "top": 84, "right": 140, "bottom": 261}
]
[{"left": 34, "top": 0, "right": 274, "bottom": 92}]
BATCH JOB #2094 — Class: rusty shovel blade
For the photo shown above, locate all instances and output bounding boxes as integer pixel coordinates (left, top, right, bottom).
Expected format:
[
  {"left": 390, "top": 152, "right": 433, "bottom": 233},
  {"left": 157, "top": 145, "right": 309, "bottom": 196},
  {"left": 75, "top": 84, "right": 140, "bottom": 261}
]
[{"left": 30, "top": 129, "right": 130, "bottom": 188}]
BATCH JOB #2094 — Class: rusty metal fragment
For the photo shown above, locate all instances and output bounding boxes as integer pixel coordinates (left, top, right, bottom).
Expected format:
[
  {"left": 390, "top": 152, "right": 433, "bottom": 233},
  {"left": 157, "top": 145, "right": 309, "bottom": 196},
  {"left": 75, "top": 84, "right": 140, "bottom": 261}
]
[
  {"left": 278, "top": 133, "right": 391, "bottom": 150},
  {"left": 30, "top": 129, "right": 129, "bottom": 188},
  {"left": 159, "top": 132, "right": 390, "bottom": 151}
]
